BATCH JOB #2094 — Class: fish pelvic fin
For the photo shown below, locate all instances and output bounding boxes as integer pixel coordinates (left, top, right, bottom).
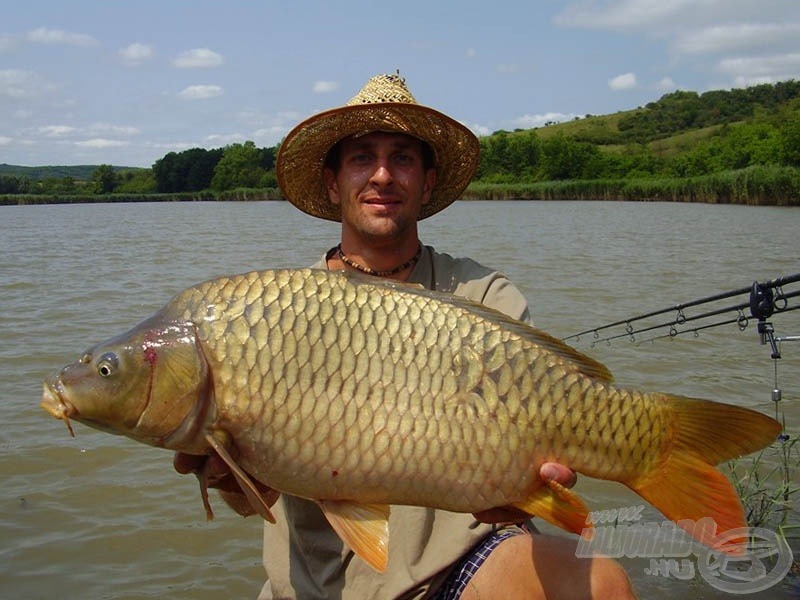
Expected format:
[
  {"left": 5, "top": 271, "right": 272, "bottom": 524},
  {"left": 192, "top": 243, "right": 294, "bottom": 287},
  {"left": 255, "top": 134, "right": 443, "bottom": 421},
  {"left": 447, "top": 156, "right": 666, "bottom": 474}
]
[
  {"left": 203, "top": 433, "right": 276, "bottom": 524},
  {"left": 511, "top": 479, "right": 591, "bottom": 535},
  {"left": 318, "top": 500, "right": 390, "bottom": 572},
  {"left": 629, "top": 394, "right": 782, "bottom": 550}
]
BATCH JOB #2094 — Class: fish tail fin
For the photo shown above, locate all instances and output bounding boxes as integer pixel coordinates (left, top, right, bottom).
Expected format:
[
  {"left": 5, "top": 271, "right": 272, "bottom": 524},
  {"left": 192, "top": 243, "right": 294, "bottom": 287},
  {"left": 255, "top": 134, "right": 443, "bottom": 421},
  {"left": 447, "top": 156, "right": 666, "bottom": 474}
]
[{"left": 630, "top": 394, "right": 781, "bottom": 549}]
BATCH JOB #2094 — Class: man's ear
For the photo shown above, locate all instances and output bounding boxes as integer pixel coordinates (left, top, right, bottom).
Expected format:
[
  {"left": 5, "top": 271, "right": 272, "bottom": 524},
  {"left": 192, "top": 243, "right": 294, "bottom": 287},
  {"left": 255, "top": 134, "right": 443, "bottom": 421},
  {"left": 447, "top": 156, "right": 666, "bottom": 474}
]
[
  {"left": 324, "top": 168, "right": 340, "bottom": 205},
  {"left": 421, "top": 168, "right": 436, "bottom": 206}
]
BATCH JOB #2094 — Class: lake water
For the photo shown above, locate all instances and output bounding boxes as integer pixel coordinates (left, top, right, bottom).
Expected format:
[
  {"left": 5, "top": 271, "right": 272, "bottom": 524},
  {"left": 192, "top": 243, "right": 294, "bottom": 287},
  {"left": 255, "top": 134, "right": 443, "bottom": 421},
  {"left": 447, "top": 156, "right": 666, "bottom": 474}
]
[{"left": 1, "top": 200, "right": 798, "bottom": 599}]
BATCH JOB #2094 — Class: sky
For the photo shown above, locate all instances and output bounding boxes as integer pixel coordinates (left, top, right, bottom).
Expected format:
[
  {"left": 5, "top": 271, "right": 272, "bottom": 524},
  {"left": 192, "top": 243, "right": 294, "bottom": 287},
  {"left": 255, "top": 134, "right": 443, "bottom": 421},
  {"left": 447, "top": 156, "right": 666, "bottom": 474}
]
[{"left": 2, "top": 0, "right": 800, "bottom": 168}]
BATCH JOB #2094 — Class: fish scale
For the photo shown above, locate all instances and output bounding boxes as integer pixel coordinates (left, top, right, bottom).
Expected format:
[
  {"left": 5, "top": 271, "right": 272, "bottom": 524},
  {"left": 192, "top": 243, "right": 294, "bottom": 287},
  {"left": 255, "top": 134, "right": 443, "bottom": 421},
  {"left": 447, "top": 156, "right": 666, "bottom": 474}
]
[{"left": 41, "top": 267, "right": 783, "bottom": 572}]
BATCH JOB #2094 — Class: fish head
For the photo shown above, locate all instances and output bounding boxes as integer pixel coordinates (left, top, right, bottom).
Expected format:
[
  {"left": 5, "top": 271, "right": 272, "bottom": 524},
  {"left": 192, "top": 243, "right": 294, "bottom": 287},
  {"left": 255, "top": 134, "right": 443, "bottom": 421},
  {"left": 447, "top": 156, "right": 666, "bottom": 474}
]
[{"left": 41, "top": 317, "right": 211, "bottom": 449}]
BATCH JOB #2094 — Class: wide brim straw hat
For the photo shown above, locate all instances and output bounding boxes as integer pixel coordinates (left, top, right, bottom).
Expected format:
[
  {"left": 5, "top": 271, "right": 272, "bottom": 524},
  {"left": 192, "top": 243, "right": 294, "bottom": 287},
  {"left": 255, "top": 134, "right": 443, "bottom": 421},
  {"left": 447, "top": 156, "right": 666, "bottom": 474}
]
[{"left": 276, "top": 73, "right": 480, "bottom": 222}]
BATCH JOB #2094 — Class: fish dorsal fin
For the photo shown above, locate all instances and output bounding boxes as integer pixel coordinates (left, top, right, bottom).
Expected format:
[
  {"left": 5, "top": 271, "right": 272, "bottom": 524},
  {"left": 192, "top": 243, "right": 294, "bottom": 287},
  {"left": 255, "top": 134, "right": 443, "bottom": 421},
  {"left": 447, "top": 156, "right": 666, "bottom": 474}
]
[
  {"left": 514, "top": 325, "right": 614, "bottom": 383},
  {"left": 318, "top": 500, "right": 390, "bottom": 572},
  {"left": 204, "top": 433, "right": 276, "bottom": 524}
]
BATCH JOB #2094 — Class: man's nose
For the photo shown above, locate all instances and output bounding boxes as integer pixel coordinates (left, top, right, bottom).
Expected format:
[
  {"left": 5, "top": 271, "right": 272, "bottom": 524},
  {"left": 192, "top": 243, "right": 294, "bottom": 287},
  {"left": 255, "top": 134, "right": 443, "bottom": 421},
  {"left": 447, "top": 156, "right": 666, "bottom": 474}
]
[{"left": 369, "top": 162, "right": 393, "bottom": 185}]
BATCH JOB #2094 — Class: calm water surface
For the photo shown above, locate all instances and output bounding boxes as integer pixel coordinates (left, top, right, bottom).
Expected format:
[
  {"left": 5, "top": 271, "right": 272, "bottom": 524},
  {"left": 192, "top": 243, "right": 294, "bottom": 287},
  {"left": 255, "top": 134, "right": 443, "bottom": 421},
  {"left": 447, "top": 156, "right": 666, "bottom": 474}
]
[{"left": 1, "top": 201, "right": 798, "bottom": 599}]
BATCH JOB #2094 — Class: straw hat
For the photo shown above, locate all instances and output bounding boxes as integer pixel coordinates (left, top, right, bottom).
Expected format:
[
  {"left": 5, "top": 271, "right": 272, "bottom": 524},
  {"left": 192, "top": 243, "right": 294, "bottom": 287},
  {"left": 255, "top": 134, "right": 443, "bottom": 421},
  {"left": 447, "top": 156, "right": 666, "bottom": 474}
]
[{"left": 276, "top": 73, "right": 480, "bottom": 222}]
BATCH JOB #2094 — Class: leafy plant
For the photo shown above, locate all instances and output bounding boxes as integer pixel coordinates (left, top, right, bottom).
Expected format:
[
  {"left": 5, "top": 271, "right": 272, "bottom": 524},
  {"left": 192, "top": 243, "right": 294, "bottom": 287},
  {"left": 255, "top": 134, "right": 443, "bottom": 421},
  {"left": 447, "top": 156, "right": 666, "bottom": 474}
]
[{"left": 727, "top": 434, "right": 799, "bottom": 534}]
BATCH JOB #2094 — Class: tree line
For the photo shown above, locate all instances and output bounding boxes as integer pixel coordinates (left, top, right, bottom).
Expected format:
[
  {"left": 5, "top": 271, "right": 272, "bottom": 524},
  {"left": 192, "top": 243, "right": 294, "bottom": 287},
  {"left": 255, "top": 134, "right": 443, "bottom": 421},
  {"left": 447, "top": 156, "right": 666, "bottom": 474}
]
[{"left": 2, "top": 80, "right": 800, "bottom": 197}]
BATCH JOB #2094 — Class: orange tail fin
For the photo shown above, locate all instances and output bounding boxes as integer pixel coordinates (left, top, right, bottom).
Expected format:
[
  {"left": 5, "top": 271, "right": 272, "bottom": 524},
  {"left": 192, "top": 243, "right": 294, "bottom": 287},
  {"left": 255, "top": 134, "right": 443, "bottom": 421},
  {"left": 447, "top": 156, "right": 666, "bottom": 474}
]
[{"left": 630, "top": 394, "right": 781, "bottom": 550}]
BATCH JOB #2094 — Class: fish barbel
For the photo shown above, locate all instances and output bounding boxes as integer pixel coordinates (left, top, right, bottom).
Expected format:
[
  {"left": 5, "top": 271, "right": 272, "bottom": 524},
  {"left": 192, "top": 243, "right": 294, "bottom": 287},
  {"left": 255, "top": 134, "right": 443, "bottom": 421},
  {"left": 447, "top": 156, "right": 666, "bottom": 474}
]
[{"left": 41, "top": 268, "right": 781, "bottom": 571}]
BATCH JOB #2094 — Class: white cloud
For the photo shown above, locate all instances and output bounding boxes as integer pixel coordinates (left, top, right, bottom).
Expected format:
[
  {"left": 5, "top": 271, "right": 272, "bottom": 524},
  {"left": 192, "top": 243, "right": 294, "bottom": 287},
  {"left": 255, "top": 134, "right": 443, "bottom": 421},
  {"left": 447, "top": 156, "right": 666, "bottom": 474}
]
[
  {"left": 146, "top": 140, "right": 197, "bottom": 152},
  {"left": 655, "top": 76, "right": 676, "bottom": 90},
  {"left": 0, "top": 35, "right": 17, "bottom": 53},
  {"left": 609, "top": 72, "right": 638, "bottom": 91},
  {"left": 732, "top": 75, "right": 783, "bottom": 87},
  {"left": 312, "top": 80, "right": 339, "bottom": 93},
  {"left": 119, "top": 43, "right": 154, "bottom": 65},
  {"left": 556, "top": 1, "right": 800, "bottom": 92},
  {"left": 75, "top": 139, "right": 129, "bottom": 148},
  {"left": 205, "top": 133, "right": 246, "bottom": 145},
  {"left": 717, "top": 53, "right": 800, "bottom": 78},
  {"left": 39, "top": 125, "right": 76, "bottom": 137},
  {"left": 178, "top": 85, "right": 224, "bottom": 99},
  {"left": 555, "top": 0, "right": 701, "bottom": 30},
  {"left": 173, "top": 48, "right": 223, "bottom": 68},
  {"left": 89, "top": 123, "right": 140, "bottom": 136},
  {"left": 466, "top": 48, "right": 478, "bottom": 58},
  {"left": 0, "top": 69, "right": 43, "bottom": 99},
  {"left": 673, "top": 23, "right": 800, "bottom": 55},
  {"left": 253, "top": 125, "right": 289, "bottom": 139},
  {"left": 26, "top": 27, "right": 98, "bottom": 46},
  {"left": 511, "top": 112, "right": 578, "bottom": 129},
  {"left": 0, "top": 136, "right": 12, "bottom": 145},
  {"left": 470, "top": 124, "right": 491, "bottom": 137}
]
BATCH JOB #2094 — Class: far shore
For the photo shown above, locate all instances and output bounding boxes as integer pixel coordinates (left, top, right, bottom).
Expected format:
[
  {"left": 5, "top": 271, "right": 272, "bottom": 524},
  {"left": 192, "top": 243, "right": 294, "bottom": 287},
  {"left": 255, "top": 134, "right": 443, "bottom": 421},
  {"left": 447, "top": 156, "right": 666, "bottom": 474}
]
[{"left": 3, "top": 167, "right": 800, "bottom": 207}]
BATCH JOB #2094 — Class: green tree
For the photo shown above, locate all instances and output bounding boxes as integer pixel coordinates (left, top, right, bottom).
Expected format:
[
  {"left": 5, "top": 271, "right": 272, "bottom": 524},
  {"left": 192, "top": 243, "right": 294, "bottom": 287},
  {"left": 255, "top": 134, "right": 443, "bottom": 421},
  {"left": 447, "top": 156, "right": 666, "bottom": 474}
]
[
  {"left": 211, "top": 141, "right": 268, "bottom": 190},
  {"left": 539, "top": 135, "right": 601, "bottom": 180},
  {"left": 779, "top": 113, "right": 800, "bottom": 166},
  {"left": 115, "top": 169, "right": 157, "bottom": 193},
  {"left": 0, "top": 175, "right": 23, "bottom": 194},
  {"left": 92, "top": 165, "right": 117, "bottom": 194},
  {"left": 40, "top": 176, "right": 78, "bottom": 194},
  {"left": 152, "top": 148, "right": 222, "bottom": 192}
]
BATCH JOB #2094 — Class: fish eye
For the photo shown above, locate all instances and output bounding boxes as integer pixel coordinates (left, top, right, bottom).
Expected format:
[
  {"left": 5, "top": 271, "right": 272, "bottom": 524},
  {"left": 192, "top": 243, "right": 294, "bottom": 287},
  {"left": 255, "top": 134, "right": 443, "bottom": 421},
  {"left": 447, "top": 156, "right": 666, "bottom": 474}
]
[{"left": 97, "top": 353, "right": 119, "bottom": 378}]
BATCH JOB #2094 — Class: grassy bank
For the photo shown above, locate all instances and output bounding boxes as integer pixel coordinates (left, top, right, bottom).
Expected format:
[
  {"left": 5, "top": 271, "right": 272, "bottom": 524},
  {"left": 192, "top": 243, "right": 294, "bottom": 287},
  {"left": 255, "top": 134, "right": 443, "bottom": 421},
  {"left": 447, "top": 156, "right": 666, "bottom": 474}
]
[
  {"left": 0, "top": 187, "right": 284, "bottom": 206},
  {"left": 465, "top": 166, "right": 800, "bottom": 206},
  {"left": 3, "top": 167, "right": 799, "bottom": 207}
]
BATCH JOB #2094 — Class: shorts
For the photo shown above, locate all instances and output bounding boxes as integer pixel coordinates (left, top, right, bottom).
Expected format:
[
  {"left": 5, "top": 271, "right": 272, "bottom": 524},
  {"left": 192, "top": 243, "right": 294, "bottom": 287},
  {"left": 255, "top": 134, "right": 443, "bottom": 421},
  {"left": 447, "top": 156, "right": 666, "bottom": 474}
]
[{"left": 431, "top": 526, "right": 527, "bottom": 599}]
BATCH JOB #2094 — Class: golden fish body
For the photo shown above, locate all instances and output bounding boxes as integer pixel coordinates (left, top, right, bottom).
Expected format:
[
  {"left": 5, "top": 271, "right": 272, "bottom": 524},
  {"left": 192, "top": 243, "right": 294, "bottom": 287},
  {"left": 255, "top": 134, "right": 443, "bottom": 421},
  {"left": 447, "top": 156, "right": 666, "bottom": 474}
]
[
  {"left": 41, "top": 268, "right": 781, "bottom": 571},
  {"left": 185, "top": 270, "right": 654, "bottom": 507}
]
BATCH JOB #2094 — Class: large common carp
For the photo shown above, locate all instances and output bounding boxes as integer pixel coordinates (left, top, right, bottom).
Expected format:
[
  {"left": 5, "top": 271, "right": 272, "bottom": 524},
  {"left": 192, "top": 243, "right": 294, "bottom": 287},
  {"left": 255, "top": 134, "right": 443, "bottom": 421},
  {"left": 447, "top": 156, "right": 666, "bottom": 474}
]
[{"left": 41, "top": 268, "right": 781, "bottom": 571}]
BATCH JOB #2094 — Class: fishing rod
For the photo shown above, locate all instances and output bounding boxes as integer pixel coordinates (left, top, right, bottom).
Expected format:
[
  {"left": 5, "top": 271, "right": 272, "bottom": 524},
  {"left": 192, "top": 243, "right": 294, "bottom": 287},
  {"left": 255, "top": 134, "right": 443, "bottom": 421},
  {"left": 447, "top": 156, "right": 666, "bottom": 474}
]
[
  {"left": 564, "top": 273, "right": 800, "bottom": 448},
  {"left": 635, "top": 303, "right": 800, "bottom": 346},
  {"left": 581, "top": 288, "right": 800, "bottom": 347},
  {"left": 563, "top": 273, "right": 800, "bottom": 349}
]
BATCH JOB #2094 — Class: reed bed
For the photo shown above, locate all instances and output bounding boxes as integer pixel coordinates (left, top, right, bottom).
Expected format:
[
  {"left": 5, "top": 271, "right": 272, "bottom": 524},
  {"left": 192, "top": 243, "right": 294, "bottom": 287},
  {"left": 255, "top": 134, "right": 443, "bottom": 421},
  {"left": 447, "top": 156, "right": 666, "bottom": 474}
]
[{"left": 464, "top": 166, "right": 800, "bottom": 206}]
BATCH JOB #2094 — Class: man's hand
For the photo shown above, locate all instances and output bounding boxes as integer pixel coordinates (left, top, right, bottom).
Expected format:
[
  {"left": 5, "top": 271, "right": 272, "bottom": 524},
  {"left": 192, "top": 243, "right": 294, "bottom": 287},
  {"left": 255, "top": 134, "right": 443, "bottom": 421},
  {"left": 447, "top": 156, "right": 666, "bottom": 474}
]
[
  {"left": 472, "top": 462, "right": 577, "bottom": 524},
  {"left": 173, "top": 451, "right": 279, "bottom": 518}
]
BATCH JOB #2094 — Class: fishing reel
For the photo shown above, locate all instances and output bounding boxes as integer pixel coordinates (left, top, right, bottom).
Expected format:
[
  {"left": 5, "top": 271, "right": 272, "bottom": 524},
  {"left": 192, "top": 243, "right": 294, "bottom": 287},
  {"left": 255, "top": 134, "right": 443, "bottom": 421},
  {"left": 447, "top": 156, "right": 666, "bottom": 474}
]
[{"left": 750, "top": 281, "right": 781, "bottom": 360}]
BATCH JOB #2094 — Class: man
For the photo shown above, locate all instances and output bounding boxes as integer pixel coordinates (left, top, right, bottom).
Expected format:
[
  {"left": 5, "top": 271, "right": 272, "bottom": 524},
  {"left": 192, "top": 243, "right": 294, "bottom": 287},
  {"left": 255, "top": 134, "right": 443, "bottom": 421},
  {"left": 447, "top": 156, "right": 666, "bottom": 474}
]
[{"left": 177, "top": 73, "right": 635, "bottom": 599}]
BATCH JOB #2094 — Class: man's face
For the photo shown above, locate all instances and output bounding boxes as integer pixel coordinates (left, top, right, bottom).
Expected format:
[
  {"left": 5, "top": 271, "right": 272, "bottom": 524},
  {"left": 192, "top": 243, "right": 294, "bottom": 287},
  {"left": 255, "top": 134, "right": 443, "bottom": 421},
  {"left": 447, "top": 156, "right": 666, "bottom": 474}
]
[{"left": 324, "top": 132, "right": 436, "bottom": 244}]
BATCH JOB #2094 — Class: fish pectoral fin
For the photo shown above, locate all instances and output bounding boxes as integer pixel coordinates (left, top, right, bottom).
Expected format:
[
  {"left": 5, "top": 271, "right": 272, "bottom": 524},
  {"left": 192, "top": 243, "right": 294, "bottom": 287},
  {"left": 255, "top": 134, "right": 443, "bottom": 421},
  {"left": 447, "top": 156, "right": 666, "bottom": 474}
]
[
  {"left": 203, "top": 433, "right": 276, "bottom": 524},
  {"left": 318, "top": 500, "right": 390, "bottom": 572},
  {"left": 511, "top": 479, "right": 590, "bottom": 535}
]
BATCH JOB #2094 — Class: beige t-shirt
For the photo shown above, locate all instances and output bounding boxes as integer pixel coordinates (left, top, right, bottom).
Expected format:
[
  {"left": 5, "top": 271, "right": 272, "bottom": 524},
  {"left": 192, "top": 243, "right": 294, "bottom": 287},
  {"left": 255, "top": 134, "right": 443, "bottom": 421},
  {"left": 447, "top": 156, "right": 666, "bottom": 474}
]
[{"left": 258, "top": 245, "right": 532, "bottom": 600}]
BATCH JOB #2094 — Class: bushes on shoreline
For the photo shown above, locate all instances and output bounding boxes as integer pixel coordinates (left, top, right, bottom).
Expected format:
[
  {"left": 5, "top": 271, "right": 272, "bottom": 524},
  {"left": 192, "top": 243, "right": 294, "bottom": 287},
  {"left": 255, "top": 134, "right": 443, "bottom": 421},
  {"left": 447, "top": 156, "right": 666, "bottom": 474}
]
[{"left": 2, "top": 167, "right": 798, "bottom": 207}]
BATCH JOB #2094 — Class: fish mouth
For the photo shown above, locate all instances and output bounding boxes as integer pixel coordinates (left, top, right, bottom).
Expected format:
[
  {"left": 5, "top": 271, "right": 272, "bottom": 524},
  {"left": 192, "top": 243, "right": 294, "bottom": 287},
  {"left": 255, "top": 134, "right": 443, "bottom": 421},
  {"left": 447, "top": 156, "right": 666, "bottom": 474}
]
[{"left": 41, "top": 381, "right": 77, "bottom": 437}]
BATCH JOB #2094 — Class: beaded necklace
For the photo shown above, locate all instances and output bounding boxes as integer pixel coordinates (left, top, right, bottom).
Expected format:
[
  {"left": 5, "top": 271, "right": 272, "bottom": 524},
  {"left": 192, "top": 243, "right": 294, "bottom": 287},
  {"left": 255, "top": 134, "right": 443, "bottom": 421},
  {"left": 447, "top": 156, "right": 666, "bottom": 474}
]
[{"left": 336, "top": 243, "right": 422, "bottom": 277}]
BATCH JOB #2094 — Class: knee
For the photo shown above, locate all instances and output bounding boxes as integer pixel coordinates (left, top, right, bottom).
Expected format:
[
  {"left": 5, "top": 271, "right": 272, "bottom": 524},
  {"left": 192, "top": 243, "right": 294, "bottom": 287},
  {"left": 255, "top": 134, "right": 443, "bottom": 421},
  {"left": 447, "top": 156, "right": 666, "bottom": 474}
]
[{"left": 590, "top": 556, "right": 637, "bottom": 600}]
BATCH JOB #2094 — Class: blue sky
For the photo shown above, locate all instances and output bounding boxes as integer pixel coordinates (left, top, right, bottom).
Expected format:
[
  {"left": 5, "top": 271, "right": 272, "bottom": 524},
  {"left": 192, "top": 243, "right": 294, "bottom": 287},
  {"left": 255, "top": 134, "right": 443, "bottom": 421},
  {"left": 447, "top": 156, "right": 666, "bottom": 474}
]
[{"left": 2, "top": 0, "right": 800, "bottom": 167}]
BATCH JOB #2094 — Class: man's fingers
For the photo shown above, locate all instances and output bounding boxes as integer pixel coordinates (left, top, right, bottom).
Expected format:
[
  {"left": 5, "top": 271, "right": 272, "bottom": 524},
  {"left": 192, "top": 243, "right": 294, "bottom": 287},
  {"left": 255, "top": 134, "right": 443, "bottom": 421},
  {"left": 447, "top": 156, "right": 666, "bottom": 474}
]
[{"left": 540, "top": 462, "right": 577, "bottom": 488}]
